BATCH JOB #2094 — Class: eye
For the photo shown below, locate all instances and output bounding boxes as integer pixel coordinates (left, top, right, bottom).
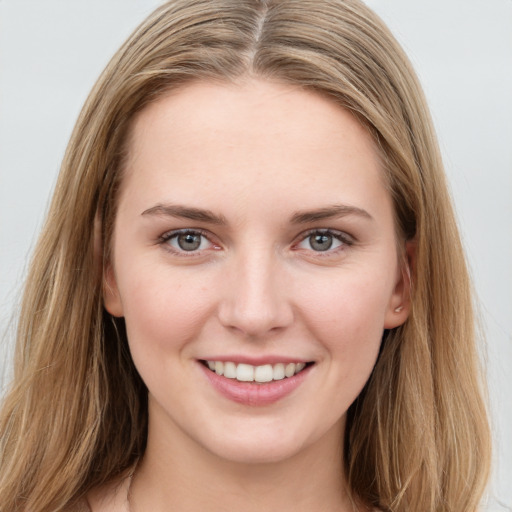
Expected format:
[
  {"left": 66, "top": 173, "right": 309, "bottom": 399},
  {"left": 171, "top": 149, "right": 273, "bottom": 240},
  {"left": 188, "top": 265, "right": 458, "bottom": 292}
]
[
  {"left": 159, "top": 229, "right": 218, "bottom": 254},
  {"left": 295, "top": 230, "right": 352, "bottom": 253}
]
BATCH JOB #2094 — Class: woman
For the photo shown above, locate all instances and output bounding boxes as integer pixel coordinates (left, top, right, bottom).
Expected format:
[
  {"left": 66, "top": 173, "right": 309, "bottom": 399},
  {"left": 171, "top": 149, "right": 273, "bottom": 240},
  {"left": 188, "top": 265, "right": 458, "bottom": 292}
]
[{"left": 0, "top": 1, "right": 491, "bottom": 511}]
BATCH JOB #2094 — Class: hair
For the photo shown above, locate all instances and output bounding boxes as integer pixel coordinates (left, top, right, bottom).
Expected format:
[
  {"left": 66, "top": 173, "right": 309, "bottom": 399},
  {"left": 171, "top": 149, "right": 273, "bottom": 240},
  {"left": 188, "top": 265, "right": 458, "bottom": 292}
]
[{"left": 0, "top": 1, "right": 491, "bottom": 511}]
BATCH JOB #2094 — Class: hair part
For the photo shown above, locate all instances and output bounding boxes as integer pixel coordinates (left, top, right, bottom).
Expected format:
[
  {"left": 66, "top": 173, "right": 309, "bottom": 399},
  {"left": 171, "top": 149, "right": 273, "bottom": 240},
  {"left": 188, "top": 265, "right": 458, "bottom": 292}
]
[{"left": 0, "top": 1, "right": 490, "bottom": 511}]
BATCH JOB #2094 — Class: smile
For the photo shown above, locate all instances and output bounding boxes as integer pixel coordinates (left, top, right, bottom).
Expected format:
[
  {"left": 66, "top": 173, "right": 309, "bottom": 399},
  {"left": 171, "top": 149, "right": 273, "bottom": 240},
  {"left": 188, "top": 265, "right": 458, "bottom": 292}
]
[
  {"left": 204, "top": 360, "right": 309, "bottom": 383},
  {"left": 200, "top": 359, "right": 314, "bottom": 406}
]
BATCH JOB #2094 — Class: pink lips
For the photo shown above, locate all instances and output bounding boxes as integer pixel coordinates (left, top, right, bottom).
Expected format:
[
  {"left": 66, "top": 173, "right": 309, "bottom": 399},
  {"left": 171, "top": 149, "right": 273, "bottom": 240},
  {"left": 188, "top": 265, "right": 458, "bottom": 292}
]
[{"left": 199, "top": 362, "right": 312, "bottom": 406}]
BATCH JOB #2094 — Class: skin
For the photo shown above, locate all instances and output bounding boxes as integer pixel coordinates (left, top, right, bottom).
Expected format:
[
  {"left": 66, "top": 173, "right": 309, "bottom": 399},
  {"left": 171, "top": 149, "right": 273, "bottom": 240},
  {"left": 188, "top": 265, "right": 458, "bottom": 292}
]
[{"left": 95, "top": 78, "right": 411, "bottom": 512}]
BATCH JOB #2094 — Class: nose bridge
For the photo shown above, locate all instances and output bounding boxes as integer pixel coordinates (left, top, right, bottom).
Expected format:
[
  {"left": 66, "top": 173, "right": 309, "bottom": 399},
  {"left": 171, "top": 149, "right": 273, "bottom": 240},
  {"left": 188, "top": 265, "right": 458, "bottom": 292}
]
[{"left": 218, "top": 243, "right": 293, "bottom": 337}]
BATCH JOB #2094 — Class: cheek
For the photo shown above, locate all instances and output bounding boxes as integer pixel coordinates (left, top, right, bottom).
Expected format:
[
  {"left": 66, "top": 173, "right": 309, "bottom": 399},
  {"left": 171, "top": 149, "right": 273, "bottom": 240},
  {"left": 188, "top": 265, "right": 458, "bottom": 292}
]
[
  {"left": 297, "top": 270, "right": 391, "bottom": 363},
  {"left": 118, "top": 268, "right": 215, "bottom": 357}
]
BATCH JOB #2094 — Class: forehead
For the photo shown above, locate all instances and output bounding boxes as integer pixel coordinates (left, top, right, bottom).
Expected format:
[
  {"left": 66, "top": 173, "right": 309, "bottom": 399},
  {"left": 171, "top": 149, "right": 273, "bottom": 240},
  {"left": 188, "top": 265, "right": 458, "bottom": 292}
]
[
  {"left": 120, "top": 79, "right": 390, "bottom": 222},
  {"left": 126, "top": 78, "right": 381, "bottom": 163}
]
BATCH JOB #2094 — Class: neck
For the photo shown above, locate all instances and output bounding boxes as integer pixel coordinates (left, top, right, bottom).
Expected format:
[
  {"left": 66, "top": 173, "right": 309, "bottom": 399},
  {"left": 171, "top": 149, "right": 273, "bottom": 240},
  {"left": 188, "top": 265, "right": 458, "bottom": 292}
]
[{"left": 130, "top": 405, "right": 357, "bottom": 512}]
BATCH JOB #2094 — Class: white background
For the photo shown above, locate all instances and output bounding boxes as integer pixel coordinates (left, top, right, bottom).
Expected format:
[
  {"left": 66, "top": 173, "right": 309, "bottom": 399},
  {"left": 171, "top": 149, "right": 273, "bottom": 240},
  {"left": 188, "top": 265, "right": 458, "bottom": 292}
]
[{"left": 0, "top": 1, "right": 510, "bottom": 509}]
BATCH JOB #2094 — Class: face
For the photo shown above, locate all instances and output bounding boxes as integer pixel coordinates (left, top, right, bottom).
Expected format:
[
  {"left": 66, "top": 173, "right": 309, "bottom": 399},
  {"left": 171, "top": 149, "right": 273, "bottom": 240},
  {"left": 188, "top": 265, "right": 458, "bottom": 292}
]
[{"left": 104, "top": 79, "right": 410, "bottom": 465}]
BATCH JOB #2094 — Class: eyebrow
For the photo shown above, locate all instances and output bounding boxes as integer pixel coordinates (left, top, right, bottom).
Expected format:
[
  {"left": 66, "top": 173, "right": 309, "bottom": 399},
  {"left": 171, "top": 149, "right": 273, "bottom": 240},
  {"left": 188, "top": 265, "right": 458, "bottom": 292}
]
[
  {"left": 141, "top": 203, "right": 372, "bottom": 225},
  {"left": 141, "top": 204, "right": 227, "bottom": 225},
  {"left": 290, "top": 204, "right": 373, "bottom": 224}
]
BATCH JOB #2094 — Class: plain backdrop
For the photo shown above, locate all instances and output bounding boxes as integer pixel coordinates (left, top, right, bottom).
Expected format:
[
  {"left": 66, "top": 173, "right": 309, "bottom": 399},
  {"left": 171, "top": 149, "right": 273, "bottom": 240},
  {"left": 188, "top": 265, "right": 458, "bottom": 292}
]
[{"left": 1, "top": 1, "right": 511, "bottom": 509}]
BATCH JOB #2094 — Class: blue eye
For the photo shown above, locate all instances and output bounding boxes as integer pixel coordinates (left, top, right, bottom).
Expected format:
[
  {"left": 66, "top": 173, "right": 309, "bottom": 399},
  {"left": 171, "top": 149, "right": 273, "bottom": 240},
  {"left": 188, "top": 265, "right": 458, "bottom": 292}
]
[
  {"left": 174, "top": 232, "right": 203, "bottom": 251},
  {"left": 161, "top": 230, "right": 213, "bottom": 253},
  {"left": 296, "top": 230, "right": 350, "bottom": 252},
  {"left": 308, "top": 233, "right": 337, "bottom": 251}
]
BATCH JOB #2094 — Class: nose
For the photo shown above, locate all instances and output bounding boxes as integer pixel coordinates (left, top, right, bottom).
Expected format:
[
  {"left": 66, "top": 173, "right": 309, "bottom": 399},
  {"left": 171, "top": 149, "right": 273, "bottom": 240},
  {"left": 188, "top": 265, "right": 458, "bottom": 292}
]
[{"left": 217, "top": 247, "right": 294, "bottom": 338}]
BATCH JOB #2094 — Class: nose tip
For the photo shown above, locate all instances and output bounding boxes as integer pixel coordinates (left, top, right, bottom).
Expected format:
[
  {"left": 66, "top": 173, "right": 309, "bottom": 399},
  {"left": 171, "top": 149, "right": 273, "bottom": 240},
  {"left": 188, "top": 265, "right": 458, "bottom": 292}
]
[{"left": 217, "top": 260, "right": 293, "bottom": 338}]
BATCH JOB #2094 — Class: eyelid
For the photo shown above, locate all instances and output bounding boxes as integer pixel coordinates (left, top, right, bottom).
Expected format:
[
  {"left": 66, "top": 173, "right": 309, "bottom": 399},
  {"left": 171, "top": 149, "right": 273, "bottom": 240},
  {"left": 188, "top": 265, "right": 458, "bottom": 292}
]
[
  {"left": 158, "top": 228, "right": 221, "bottom": 256},
  {"left": 292, "top": 228, "right": 355, "bottom": 253},
  {"left": 156, "top": 227, "right": 354, "bottom": 257}
]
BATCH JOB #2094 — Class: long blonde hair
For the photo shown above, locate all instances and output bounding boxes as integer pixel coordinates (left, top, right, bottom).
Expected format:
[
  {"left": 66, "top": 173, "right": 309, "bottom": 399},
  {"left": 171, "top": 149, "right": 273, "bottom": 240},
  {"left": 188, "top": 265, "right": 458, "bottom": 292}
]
[{"left": 0, "top": 1, "right": 491, "bottom": 511}]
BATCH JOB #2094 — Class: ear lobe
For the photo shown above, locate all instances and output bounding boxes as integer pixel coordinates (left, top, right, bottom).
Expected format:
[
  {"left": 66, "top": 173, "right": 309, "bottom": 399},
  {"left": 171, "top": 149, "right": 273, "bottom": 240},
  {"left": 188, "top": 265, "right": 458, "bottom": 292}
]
[
  {"left": 103, "top": 263, "right": 124, "bottom": 317},
  {"left": 94, "top": 213, "right": 124, "bottom": 317},
  {"left": 384, "top": 240, "right": 416, "bottom": 329}
]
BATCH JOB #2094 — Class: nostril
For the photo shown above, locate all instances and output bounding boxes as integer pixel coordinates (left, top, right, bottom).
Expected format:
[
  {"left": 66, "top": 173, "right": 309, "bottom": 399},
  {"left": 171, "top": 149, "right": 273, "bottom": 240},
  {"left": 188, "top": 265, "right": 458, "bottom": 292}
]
[
  {"left": 217, "top": 302, "right": 294, "bottom": 338},
  {"left": 216, "top": 268, "right": 294, "bottom": 337}
]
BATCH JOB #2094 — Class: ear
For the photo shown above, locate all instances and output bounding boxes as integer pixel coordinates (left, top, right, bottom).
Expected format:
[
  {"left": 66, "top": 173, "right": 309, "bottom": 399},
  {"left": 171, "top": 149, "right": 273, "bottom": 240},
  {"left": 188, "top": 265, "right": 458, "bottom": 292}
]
[
  {"left": 103, "top": 262, "right": 124, "bottom": 317},
  {"left": 95, "top": 213, "right": 124, "bottom": 317},
  {"left": 384, "top": 240, "right": 416, "bottom": 329}
]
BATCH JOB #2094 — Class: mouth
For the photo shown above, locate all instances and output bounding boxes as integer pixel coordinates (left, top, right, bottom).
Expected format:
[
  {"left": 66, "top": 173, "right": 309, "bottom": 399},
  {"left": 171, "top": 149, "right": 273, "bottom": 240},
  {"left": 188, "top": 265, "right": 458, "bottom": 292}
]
[{"left": 201, "top": 360, "right": 314, "bottom": 384}]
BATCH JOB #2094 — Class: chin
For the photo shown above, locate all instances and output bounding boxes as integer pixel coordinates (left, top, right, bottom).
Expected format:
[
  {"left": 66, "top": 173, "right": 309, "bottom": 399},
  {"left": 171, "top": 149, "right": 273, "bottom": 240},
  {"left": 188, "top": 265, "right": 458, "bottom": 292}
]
[
  {"left": 193, "top": 415, "right": 342, "bottom": 467},
  {"left": 204, "top": 436, "right": 305, "bottom": 465}
]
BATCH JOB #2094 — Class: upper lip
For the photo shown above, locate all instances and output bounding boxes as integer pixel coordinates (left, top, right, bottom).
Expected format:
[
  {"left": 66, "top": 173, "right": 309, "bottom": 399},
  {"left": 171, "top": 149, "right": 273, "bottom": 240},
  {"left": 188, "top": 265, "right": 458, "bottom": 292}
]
[{"left": 199, "top": 356, "right": 312, "bottom": 366}]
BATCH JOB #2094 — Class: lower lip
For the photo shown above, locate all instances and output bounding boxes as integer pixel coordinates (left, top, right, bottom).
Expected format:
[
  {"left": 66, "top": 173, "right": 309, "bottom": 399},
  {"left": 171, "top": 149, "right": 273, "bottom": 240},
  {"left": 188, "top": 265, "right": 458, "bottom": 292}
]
[{"left": 199, "top": 363, "right": 312, "bottom": 406}]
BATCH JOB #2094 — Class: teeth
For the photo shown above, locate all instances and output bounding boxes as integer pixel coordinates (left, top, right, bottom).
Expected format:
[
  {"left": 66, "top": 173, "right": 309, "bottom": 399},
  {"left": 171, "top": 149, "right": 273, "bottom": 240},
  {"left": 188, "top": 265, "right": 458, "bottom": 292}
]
[
  {"left": 254, "top": 364, "right": 273, "bottom": 383},
  {"left": 205, "top": 360, "right": 308, "bottom": 383},
  {"left": 284, "top": 363, "right": 296, "bottom": 378},
  {"left": 273, "top": 363, "right": 285, "bottom": 380},
  {"left": 224, "top": 361, "right": 237, "bottom": 379},
  {"left": 236, "top": 363, "right": 254, "bottom": 382}
]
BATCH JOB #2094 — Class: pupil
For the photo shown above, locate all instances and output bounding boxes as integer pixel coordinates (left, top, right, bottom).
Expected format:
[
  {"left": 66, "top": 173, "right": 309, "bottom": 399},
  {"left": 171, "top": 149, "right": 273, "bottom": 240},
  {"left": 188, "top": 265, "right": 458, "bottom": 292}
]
[
  {"left": 178, "top": 233, "right": 201, "bottom": 251},
  {"left": 310, "top": 233, "right": 332, "bottom": 251}
]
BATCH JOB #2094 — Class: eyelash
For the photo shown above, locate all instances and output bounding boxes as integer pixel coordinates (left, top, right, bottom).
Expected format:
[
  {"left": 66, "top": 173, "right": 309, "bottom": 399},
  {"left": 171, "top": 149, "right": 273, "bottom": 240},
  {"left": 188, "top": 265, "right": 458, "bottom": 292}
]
[
  {"left": 158, "top": 229, "right": 219, "bottom": 257},
  {"left": 157, "top": 228, "right": 354, "bottom": 257},
  {"left": 292, "top": 229, "right": 354, "bottom": 255}
]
